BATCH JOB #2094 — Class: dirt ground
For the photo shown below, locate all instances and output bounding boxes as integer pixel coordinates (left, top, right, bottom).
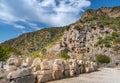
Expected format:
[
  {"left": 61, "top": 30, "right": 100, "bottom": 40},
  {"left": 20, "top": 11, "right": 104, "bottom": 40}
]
[{"left": 48, "top": 68, "right": 120, "bottom": 83}]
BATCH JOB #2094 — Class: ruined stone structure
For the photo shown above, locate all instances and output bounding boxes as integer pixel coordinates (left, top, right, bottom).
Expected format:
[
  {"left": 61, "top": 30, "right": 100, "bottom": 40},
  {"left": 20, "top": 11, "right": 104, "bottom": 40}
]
[{"left": 0, "top": 57, "right": 98, "bottom": 83}]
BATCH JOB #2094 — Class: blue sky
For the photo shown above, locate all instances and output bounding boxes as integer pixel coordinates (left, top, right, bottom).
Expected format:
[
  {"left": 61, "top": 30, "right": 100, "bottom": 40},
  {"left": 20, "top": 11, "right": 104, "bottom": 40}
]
[{"left": 0, "top": 0, "right": 120, "bottom": 43}]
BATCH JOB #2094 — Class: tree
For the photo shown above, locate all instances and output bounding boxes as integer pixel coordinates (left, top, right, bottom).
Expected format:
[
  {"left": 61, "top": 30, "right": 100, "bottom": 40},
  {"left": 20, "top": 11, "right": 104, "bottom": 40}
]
[{"left": 96, "top": 54, "right": 110, "bottom": 64}]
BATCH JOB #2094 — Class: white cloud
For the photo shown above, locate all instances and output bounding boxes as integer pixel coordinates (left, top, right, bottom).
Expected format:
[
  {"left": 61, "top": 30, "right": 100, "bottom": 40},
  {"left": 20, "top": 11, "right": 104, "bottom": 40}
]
[
  {"left": 0, "top": 0, "right": 91, "bottom": 29},
  {"left": 27, "top": 22, "right": 41, "bottom": 30},
  {"left": 0, "top": 21, "right": 25, "bottom": 29},
  {"left": 13, "top": 24, "right": 25, "bottom": 29}
]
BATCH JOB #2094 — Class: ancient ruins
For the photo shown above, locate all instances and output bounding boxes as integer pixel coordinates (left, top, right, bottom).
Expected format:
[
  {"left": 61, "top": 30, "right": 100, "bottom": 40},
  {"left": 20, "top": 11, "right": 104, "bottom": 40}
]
[{"left": 0, "top": 56, "right": 98, "bottom": 83}]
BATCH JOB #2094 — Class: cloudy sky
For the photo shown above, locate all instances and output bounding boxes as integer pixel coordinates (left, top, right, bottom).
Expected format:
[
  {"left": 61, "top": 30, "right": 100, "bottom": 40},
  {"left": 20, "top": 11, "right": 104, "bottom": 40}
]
[{"left": 0, "top": 0, "right": 120, "bottom": 43}]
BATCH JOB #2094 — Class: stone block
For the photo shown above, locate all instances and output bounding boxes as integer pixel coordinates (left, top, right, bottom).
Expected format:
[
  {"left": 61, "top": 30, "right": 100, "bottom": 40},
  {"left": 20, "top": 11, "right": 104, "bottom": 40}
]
[
  {"left": 7, "top": 67, "right": 33, "bottom": 79},
  {"left": 41, "top": 60, "right": 51, "bottom": 70},
  {"left": 37, "top": 74, "right": 52, "bottom": 83},
  {"left": 10, "top": 75, "right": 35, "bottom": 83}
]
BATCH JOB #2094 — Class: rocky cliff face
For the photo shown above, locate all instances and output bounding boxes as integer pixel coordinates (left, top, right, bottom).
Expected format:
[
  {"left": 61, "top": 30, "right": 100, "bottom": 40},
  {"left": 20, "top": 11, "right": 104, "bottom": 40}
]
[{"left": 47, "top": 6, "right": 120, "bottom": 60}]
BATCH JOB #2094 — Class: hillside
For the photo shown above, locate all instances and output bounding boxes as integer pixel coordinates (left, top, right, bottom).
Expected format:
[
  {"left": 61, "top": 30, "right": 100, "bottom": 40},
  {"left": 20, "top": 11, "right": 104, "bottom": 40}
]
[
  {"left": 3, "top": 27, "right": 68, "bottom": 54},
  {"left": 2, "top": 6, "right": 120, "bottom": 60}
]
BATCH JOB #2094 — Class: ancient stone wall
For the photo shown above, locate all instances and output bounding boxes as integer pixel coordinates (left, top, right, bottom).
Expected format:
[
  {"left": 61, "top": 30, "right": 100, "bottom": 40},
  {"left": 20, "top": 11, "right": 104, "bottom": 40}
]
[{"left": 0, "top": 57, "right": 98, "bottom": 83}]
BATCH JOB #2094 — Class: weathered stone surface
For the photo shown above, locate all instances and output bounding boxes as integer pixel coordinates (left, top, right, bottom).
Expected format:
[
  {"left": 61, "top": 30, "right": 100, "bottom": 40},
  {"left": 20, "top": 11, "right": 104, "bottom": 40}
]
[
  {"left": 63, "top": 70, "right": 70, "bottom": 77},
  {"left": 21, "top": 62, "right": 28, "bottom": 68},
  {"left": 52, "top": 70, "right": 64, "bottom": 80},
  {"left": 85, "top": 67, "right": 91, "bottom": 73},
  {"left": 63, "top": 61, "right": 69, "bottom": 70},
  {"left": 37, "top": 74, "right": 52, "bottom": 83},
  {"left": 0, "top": 78, "right": 10, "bottom": 83},
  {"left": 7, "top": 57, "right": 18, "bottom": 66},
  {"left": 0, "top": 69, "right": 5, "bottom": 78},
  {"left": 69, "top": 62, "right": 77, "bottom": 70},
  {"left": 10, "top": 74, "right": 35, "bottom": 83},
  {"left": 54, "top": 59, "right": 63, "bottom": 65},
  {"left": 4, "top": 65, "right": 17, "bottom": 72},
  {"left": 7, "top": 67, "right": 33, "bottom": 79},
  {"left": 35, "top": 70, "right": 52, "bottom": 75},
  {"left": 52, "top": 64, "right": 64, "bottom": 71},
  {"left": 32, "top": 58, "right": 41, "bottom": 67},
  {"left": 41, "top": 60, "right": 51, "bottom": 70},
  {"left": 25, "top": 57, "right": 33, "bottom": 67}
]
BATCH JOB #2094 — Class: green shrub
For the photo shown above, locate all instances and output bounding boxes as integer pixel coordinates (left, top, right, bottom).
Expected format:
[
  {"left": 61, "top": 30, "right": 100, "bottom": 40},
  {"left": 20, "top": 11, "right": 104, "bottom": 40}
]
[
  {"left": 96, "top": 54, "right": 110, "bottom": 64},
  {"left": 105, "top": 43, "right": 111, "bottom": 47},
  {"left": 31, "top": 51, "right": 45, "bottom": 61},
  {"left": 0, "top": 45, "right": 8, "bottom": 61},
  {"left": 112, "top": 32, "right": 119, "bottom": 38},
  {"left": 31, "top": 51, "right": 40, "bottom": 59},
  {"left": 59, "top": 51, "right": 70, "bottom": 59},
  {"left": 74, "top": 25, "right": 82, "bottom": 30}
]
